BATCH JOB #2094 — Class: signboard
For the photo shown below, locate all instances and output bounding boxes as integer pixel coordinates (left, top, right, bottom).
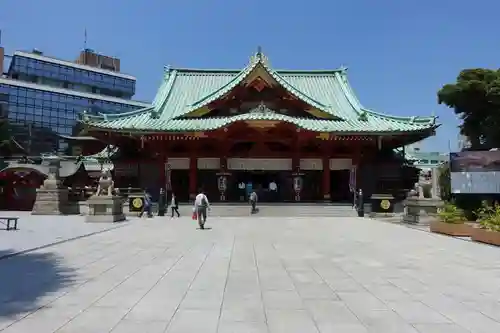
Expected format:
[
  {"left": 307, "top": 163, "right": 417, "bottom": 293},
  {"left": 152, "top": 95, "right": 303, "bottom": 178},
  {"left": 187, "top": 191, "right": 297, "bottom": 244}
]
[
  {"left": 450, "top": 151, "right": 500, "bottom": 194},
  {"left": 129, "top": 196, "right": 144, "bottom": 212}
]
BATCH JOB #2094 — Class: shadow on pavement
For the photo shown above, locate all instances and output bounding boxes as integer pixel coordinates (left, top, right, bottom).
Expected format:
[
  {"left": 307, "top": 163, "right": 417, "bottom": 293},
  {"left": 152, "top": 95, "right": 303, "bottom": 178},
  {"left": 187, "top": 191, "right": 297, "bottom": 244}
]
[{"left": 0, "top": 249, "right": 76, "bottom": 318}]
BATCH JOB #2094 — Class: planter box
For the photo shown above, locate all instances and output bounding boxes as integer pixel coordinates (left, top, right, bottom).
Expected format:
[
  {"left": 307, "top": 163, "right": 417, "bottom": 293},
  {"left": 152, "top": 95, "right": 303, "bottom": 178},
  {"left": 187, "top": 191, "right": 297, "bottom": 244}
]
[
  {"left": 430, "top": 220, "right": 473, "bottom": 237},
  {"left": 471, "top": 228, "right": 500, "bottom": 246}
]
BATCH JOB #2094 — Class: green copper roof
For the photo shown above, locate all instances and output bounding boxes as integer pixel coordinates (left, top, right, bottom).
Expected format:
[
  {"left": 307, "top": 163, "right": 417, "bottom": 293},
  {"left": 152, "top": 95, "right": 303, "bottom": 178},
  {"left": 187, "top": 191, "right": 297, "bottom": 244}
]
[
  {"left": 83, "top": 52, "right": 438, "bottom": 134},
  {"left": 184, "top": 53, "right": 331, "bottom": 116}
]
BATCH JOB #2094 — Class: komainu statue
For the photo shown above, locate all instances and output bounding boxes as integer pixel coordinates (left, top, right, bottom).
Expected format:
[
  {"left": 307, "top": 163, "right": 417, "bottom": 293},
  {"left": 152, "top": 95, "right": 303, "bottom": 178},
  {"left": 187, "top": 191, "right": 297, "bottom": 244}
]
[{"left": 96, "top": 168, "right": 115, "bottom": 196}]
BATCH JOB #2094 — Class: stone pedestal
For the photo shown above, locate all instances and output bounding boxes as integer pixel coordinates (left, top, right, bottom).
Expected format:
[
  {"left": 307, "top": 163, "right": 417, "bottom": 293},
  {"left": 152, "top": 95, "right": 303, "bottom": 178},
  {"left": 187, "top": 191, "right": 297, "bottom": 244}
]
[
  {"left": 402, "top": 197, "right": 444, "bottom": 226},
  {"left": 32, "top": 161, "right": 80, "bottom": 215},
  {"left": 32, "top": 187, "right": 80, "bottom": 215},
  {"left": 86, "top": 195, "right": 125, "bottom": 223}
]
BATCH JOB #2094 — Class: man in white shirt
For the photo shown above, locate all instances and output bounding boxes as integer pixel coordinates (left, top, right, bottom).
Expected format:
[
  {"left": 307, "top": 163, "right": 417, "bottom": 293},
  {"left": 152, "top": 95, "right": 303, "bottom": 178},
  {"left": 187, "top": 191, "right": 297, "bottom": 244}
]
[
  {"left": 194, "top": 189, "right": 210, "bottom": 229},
  {"left": 249, "top": 190, "right": 258, "bottom": 214}
]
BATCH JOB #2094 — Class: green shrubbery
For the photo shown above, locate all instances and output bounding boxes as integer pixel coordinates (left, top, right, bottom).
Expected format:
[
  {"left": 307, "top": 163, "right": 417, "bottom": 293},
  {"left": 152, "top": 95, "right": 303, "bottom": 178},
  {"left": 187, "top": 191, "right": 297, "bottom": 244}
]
[
  {"left": 438, "top": 202, "right": 466, "bottom": 224},
  {"left": 476, "top": 202, "right": 500, "bottom": 232}
]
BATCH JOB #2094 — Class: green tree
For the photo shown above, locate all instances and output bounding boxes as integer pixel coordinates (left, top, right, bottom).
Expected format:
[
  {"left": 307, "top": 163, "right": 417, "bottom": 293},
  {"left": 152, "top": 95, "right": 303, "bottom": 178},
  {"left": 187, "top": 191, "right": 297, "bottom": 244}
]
[
  {"left": 438, "top": 68, "right": 500, "bottom": 150},
  {"left": 438, "top": 162, "right": 451, "bottom": 201}
]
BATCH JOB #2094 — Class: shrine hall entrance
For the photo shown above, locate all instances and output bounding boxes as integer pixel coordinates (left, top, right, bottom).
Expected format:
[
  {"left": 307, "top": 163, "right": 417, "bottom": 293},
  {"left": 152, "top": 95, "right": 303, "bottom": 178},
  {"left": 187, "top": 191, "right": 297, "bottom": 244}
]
[
  {"left": 227, "top": 171, "right": 292, "bottom": 202},
  {"left": 330, "top": 169, "right": 352, "bottom": 203}
]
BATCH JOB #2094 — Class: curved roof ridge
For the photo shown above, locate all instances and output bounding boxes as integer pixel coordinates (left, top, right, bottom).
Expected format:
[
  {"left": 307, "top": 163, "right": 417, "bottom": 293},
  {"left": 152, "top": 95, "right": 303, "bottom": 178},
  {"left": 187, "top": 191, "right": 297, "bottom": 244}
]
[
  {"left": 172, "top": 110, "right": 341, "bottom": 131},
  {"left": 99, "top": 106, "right": 153, "bottom": 119},
  {"left": 171, "top": 67, "right": 346, "bottom": 75},
  {"left": 81, "top": 108, "right": 150, "bottom": 126},
  {"left": 263, "top": 64, "right": 329, "bottom": 110},
  {"left": 153, "top": 70, "right": 179, "bottom": 112},
  {"left": 334, "top": 72, "right": 363, "bottom": 114},
  {"left": 184, "top": 53, "right": 340, "bottom": 118},
  {"left": 80, "top": 71, "right": 178, "bottom": 125},
  {"left": 364, "top": 108, "right": 437, "bottom": 123},
  {"left": 186, "top": 61, "right": 258, "bottom": 110}
]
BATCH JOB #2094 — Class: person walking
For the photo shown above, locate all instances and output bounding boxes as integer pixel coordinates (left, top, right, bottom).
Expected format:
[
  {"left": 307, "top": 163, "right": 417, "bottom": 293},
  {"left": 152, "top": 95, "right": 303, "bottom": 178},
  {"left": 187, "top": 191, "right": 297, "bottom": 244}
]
[
  {"left": 194, "top": 189, "right": 210, "bottom": 229},
  {"left": 249, "top": 190, "right": 258, "bottom": 214},
  {"left": 139, "top": 189, "right": 153, "bottom": 218},
  {"left": 170, "top": 192, "right": 180, "bottom": 218}
]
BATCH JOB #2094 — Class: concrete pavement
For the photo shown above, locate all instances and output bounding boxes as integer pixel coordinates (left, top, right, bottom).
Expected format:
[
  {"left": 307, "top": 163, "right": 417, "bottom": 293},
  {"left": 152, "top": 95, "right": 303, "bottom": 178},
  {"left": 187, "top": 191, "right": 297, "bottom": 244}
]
[
  {"left": 0, "top": 215, "right": 499, "bottom": 332},
  {"left": 0, "top": 212, "right": 127, "bottom": 257}
]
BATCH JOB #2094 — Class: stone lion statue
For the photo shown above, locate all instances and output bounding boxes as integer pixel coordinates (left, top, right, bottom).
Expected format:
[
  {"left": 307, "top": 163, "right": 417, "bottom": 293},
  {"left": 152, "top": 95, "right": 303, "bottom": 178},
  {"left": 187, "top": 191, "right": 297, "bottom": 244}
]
[
  {"left": 409, "top": 182, "right": 424, "bottom": 198},
  {"left": 96, "top": 168, "right": 115, "bottom": 196}
]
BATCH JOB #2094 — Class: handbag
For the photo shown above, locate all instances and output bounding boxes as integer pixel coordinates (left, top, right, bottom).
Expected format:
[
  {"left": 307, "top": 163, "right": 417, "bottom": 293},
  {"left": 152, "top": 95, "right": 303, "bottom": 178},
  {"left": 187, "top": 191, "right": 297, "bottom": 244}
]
[{"left": 192, "top": 207, "right": 197, "bottom": 220}]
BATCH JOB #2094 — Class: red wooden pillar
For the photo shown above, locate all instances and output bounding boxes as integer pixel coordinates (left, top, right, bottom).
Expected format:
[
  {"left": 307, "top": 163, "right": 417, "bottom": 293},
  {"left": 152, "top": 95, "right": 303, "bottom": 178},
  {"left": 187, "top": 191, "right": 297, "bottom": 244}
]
[
  {"left": 292, "top": 136, "right": 300, "bottom": 170},
  {"left": 189, "top": 157, "right": 197, "bottom": 199},
  {"left": 159, "top": 150, "right": 167, "bottom": 187},
  {"left": 292, "top": 137, "right": 301, "bottom": 201},
  {"left": 352, "top": 145, "right": 361, "bottom": 189},
  {"left": 322, "top": 157, "right": 330, "bottom": 201},
  {"left": 220, "top": 140, "right": 228, "bottom": 170}
]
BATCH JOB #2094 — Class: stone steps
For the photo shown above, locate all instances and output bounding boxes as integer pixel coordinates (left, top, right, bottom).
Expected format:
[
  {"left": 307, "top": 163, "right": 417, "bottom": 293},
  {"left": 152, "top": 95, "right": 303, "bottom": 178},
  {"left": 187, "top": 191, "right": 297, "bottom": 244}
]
[
  {"left": 79, "top": 202, "right": 358, "bottom": 217},
  {"left": 173, "top": 204, "right": 357, "bottom": 217}
]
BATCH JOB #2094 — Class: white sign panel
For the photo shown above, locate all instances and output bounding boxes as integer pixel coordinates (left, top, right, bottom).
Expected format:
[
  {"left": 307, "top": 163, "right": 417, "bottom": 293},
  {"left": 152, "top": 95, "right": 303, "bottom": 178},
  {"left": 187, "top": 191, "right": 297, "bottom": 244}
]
[
  {"left": 197, "top": 158, "right": 220, "bottom": 170},
  {"left": 450, "top": 151, "right": 500, "bottom": 194},
  {"left": 451, "top": 172, "right": 500, "bottom": 194},
  {"left": 167, "top": 158, "right": 189, "bottom": 170},
  {"left": 227, "top": 158, "right": 292, "bottom": 170},
  {"left": 329, "top": 158, "right": 352, "bottom": 170},
  {"left": 300, "top": 159, "right": 323, "bottom": 170}
]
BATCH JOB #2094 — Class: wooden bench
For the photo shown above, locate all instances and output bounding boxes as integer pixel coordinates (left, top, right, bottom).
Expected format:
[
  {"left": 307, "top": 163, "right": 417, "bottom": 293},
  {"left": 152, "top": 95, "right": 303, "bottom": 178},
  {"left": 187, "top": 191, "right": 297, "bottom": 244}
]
[{"left": 0, "top": 217, "right": 19, "bottom": 231}]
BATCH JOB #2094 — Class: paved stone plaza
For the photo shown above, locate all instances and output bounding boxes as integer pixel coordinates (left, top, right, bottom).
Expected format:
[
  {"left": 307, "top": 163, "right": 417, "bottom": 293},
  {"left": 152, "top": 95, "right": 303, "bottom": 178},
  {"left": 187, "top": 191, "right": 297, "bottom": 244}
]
[
  {"left": 1, "top": 215, "right": 500, "bottom": 333},
  {"left": 0, "top": 212, "right": 125, "bottom": 256}
]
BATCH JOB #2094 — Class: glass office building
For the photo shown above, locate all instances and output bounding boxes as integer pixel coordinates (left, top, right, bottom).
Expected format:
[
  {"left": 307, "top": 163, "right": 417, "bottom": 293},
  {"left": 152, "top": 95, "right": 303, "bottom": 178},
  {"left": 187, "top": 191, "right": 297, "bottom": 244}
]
[{"left": 0, "top": 50, "right": 150, "bottom": 155}]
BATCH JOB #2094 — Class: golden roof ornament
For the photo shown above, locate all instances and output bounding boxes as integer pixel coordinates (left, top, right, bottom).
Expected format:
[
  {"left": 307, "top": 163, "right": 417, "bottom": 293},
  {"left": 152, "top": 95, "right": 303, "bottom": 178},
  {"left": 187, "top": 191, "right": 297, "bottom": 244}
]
[
  {"left": 250, "top": 46, "right": 269, "bottom": 66},
  {"left": 249, "top": 101, "right": 275, "bottom": 114}
]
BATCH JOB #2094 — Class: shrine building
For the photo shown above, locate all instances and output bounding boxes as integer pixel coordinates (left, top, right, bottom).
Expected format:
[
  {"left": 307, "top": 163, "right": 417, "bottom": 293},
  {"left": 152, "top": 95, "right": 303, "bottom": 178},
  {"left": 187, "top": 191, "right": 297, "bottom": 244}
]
[{"left": 79, "top": 51, "right": 438, "bottom": 203}]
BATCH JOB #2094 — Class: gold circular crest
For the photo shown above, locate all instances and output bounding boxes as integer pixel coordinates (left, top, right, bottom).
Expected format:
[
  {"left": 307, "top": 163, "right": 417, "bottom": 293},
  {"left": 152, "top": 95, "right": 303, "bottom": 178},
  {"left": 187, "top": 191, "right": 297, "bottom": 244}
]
[
  {"left": 380, "top": 199, "right": 391, "bottom": 210},
  {"left": 132, "top": 198, "right": 143, "bottom": 208}
]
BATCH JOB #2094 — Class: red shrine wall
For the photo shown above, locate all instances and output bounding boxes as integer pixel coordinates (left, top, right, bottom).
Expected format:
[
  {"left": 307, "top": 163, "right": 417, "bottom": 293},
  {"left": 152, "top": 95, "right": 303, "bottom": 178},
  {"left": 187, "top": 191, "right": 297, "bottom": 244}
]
[
  {"left": 90, "top": 125, "right": 410, "bottom": 202},
  {"left": 111, "top": 149, "right": 363, "bottom": 203}
]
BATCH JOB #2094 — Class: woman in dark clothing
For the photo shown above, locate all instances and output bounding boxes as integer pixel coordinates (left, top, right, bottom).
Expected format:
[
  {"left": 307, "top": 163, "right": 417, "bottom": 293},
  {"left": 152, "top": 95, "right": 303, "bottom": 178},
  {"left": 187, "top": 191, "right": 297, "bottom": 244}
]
[{"left": 170, "top": 193, "right": 180, "bottom": 218}]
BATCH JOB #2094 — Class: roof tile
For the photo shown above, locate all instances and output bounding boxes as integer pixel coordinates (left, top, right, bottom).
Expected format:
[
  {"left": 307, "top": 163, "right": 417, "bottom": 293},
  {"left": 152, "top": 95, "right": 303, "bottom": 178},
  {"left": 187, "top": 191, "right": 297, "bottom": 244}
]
[{"left": 84, "top": 52, "right": 437, "bottom": 134}]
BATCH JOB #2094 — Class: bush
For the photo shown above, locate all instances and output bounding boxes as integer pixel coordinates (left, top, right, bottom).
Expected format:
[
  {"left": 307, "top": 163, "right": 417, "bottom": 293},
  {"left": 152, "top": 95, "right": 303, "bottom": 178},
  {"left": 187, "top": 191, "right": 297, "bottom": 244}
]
[
  {"left": 438, "top": 202, "right": 466, "bottom": 224},
  {"left": 476, "top": 201, "right": 500, "bottom": 232}
]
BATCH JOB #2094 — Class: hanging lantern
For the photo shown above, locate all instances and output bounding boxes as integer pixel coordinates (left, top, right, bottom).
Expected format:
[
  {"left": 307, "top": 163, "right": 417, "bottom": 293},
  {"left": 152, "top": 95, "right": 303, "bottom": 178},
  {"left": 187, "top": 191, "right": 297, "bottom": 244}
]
[
  {"left": 293, "top": 176, "right": 302, "bottom": 192},
  {"left": 165, "top": 163, "right": 172, "bottom": 190},
  {"left": 218, "top": 176, "right": 227, "bottom": 191}
]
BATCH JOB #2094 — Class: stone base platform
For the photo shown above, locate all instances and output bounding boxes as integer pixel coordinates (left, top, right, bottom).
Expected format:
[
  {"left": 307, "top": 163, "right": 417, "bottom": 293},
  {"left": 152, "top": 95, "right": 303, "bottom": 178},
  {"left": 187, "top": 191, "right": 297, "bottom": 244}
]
[
  {"left": 402, "top": 197, "right": 444, "bottom": 226},
  {"left": 86, "top": 195, "right": 126, "bottom": 223},
  {"left": 32, "top": 189, "right": 80, "bottom": 215}
]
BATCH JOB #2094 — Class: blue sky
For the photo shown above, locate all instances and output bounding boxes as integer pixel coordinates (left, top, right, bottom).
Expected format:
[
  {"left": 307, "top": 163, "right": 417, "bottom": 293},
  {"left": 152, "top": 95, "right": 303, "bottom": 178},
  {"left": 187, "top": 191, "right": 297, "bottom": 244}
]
[{"left": 1, "top": 0, "right": 498, "bottom": 152}]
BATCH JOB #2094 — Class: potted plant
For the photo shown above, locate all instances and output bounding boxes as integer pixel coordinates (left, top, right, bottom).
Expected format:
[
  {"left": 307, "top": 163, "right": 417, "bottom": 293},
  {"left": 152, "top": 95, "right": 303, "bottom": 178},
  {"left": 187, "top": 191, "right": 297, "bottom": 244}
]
[
  {"left": 430, "top": 202, "right": 472, "bottom": 236},
  {"left": 472, "top": 202, "right": 500, "bottom": 246}
]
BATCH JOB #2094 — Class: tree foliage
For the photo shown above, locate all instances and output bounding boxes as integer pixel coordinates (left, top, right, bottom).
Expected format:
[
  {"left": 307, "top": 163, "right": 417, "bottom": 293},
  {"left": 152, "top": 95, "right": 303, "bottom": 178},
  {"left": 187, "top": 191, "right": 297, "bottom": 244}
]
[
  {"left": 438, "top": 162, "right": 451, "bottom": 201},
  {"left": 438, "top": 68, "right": 500, "bottom": 150}
]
